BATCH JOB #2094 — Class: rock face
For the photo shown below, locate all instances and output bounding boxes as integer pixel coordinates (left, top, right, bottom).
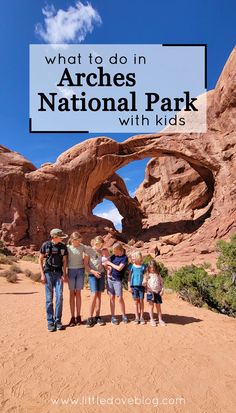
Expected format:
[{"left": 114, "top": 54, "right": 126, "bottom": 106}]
[
  {"left": 0, "top": 48, "right": 235, "bottom": 259},
  {"left": 135, "top": 156, "right": 209, "bottom": 227}
]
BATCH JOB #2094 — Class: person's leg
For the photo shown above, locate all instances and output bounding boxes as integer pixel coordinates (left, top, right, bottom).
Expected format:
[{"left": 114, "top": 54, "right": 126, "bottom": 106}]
[
  {"left": 75, "top": 268, "right": 84, "bottom": 324},
  {"left": 55, "top": 273, "right": 63, "bottom": 328},
  {"left": 76, "top": 290, "right": 82, "bottom": 317},
  {"left": 70, "top": 291, "right": 76, "bottom": 318},
  {"left": 45, "top": 272, "right": 54, "bottom": 328},
  {"left": 140, "top": 299, "right": 144, "bottom": 319},
  {"left": 134, "top": 299, "right": 140, "bottom": 320},
  {"left": 156, "top": 303, "right": 165, "bottom": 324},
  {"left": 89, "top": 292, "right": 98, "bottom": 317},
  {"left": 110, "top": 294, "right": 116, "bottom": 317},
  {"left": 118, "top": 296, "right": 127, "bottom": 319},
  {"left": 149, "top": 302, "right": 155, "bottom": 322},
  {"left": 95, "top": 292, "right": 102, "bottom": 317}
]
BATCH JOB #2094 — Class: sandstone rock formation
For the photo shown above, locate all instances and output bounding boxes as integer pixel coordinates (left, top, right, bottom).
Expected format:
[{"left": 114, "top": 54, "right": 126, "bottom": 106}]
[
  {"left": 0, "top": 48, "right": 235, "bottom": 261},
  {"left": 135, "top": 156, "right": 209, "bottom": 227}
]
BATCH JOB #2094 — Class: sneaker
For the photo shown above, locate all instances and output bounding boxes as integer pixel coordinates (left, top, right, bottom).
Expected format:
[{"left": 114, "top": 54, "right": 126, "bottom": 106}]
[
  {"left": 76, "top": 316, "right": 82, "bottom": 325},
  {"left": 86, "top": 317, "right": 94, "bottom": 328},
  {"left": 47, "top": 323, "right": 56, "bottom": 332},
  {"left": 140, "top": 318, "right": 146, "bottom": 325},
  {"left": 122, "top": 315, "right": 128, "bottom": 324},
  {"left": 95, "top": 316, "right": 105, "bottom": 326},
  {"left": 150, "top": 320, "right": 157, "bottom": 327},
  {"left": 69, "top": 317, "right": 76, "bottom": 327},
  {"left": 55, "top": 321, "right": 63, "bottom": 330},
  {"left": 159, "top": 320, "right": 166, "bottom": 326},
  {"left": 111, "top": 316, "right": 119, "bottom": 325},
  {"left": 134, "top": 318, "right": 140, "bottom": 324}
]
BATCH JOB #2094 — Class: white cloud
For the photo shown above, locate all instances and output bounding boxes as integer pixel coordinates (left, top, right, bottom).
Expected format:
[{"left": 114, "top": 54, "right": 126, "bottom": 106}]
[
  {"left": 96, "top": 207, "right": 122, "bottom": 226},
  {"left": 35, "top": 1, "right": 102, "bottom": 43},
  {"left": 56, "top": 85, "right": 77, "bottom": 99}
]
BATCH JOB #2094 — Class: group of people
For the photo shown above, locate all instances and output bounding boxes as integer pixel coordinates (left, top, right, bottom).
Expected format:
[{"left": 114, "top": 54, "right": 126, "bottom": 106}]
[{"left": 39, "top": 228, "right": 166, "bottom": 332}]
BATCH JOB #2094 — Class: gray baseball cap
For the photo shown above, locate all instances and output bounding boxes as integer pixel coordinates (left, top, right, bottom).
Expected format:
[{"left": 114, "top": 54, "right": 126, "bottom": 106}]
[{"left": 50, "top": 228, "right": 68, "bottom": 239}]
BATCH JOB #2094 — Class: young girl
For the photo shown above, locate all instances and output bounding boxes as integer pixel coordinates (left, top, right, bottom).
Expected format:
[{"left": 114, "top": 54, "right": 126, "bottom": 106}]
[
  {"left": 143, "top": 260, "right": 166, "bottom": 327},
  {"left": 67, "top": 232, "right": 88, "bottom": 327},
  {"left": 104, "top": 242, "right": 128, "bottom": 325},
  {"left": 128, "top": 251, "right": 146, "bottom": 325},
  {"left": 85, "top": 236, "right": 106, "bottom": 328}
]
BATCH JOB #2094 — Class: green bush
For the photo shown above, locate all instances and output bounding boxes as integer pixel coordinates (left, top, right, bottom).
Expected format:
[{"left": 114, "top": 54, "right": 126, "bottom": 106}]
[
  {"left": 167, "top": 263, "right": 236, "bottom": 317},
  {"left": 217, "top": 234, "right": 236, "bottom": 284}
]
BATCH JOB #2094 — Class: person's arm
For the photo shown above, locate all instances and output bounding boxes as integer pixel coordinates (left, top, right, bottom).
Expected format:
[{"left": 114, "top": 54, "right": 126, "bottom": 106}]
[
  {"left": 84, "top": 257, "right": 101, "bottom": 278},
  {"left": 159, "top": 276, "right": 164, "bottom": 296},
  {"left": 83, "top": 254, "right": 89, "bottom": 269},
  {"left": 127, "top": 270, "right": 132, "bottom": 292},
  {"left": 106, "top": 261, "right": 126, "bottom": 272},
  {"left": 142, "top": 274, "right": 147, "bottom": 287},
  {"left": 39, "top": 253, "right": 46, "bottom": 284},
  {"left": 62, "top": 255, "right": 68, "bottom": 282}
]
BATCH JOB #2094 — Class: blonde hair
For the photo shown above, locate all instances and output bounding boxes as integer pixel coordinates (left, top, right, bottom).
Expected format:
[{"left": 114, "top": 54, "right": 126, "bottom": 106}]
[
  {"left": 131, "top": 251, "right": 143, "bottom": 263},
  {"left": 68, "top": 231, "right": 82, "bottom": 245},
  {"left": 91, "top": 235, "right": 104, "bottom": 247},
  {"left": 112, "top": 242, "right": 125, "bottom": 254}
]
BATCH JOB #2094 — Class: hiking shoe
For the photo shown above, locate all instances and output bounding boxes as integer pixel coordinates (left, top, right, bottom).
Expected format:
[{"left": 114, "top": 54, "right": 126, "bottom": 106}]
[
  {"left": 122, "top": 315, "right": 128, "bottom": 324},
  {"left": 140, "top": 318, "right": 146, "bottom": 325},
  {"left": 111, "top": 316, "right": 119, "bottom": 325},
  {"left": 86, "top": 317, "right": 94, "bottom": 328},
  {"left": 159, "top": 320, "right": 166, "bottom": 326},
  {"left": 76, "top": 316, "right": 82, "bottom": 325},
  {"left": 47, "top": 323, "right": 56, "bottom": 332},
  {"left": 69, "top": 317, "right": 76, "bottom": 327},
  {"left": 95, "top": 316, "right": 105, "bottom": 326},
  {"left": 134, "top": 318, "right": 140, "bottom": 325},
  {"left": 55, "top": 321, "right": 63, "bottom": 330}
]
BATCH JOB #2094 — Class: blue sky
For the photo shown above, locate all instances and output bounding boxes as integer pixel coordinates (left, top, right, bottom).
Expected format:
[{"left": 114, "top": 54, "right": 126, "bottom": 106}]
[{"left": 0, "top": 0, "right": 235, "bottom": 228}]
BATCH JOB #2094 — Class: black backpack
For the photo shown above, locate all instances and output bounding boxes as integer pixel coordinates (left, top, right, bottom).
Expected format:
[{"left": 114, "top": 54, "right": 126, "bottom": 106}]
[{"left": 44, "top": 241, "right": 66, "bottom": 270}]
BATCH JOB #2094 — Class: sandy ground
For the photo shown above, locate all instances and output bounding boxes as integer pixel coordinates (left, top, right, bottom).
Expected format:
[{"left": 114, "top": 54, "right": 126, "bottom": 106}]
[{"left": 0, "top": 262, "right": 236, "bottom": 413}]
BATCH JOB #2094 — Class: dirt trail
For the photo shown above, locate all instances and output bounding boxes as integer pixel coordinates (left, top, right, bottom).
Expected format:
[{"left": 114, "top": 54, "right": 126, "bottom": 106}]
[{"left": 0, "top": 270, "right": 236, "bottom": 413}]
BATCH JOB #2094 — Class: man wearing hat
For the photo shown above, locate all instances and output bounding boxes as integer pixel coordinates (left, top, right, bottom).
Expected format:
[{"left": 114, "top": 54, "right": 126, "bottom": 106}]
[{"left": 39, "top": 229, "right": 68, "bottom": 332}]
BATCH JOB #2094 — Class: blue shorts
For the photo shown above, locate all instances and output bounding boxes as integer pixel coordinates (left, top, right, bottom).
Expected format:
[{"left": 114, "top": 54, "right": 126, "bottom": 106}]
[
  {"left": 68, "top": 268, "right": 85, "bottom": 291},
  {"left": 131, "top": 286, "right": 145, "bottom": 300},
  {"left": 147, "top": 291, "right": 162, "bottom": 304},
  {"left": 107, "top": 278, "right": 123, "bottom": 297},
  {"left": 89, "top": 273, "right": 105, "bottom": 293}
]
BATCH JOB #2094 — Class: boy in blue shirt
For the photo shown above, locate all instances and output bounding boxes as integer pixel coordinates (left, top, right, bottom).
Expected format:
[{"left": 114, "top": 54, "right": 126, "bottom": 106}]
[{"left": 103, "top": 242, "right": 128, "bottom": 325}]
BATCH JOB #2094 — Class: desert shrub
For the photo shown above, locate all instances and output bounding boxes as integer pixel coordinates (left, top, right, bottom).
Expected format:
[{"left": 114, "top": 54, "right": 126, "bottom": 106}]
[
  {"left": 0, "top": 254, "right": 17, "bottom": 265},
  {"left": 24, "top": 269, "right": 33, "bottom": 277},
  {"left": 0, "top": 269, "right": 18, "bottom": 283},
  {"left": 0, "top": 241, "right": 12, "bottom": 256},
  {"left": 10, "top": 264, "right": 23, "bottom": 274},
  {"left": 24, "top": 269, "right": 41, "bottom": 282},
  {"left": 21, "top": 255, "right": 38, "bottom": 263},
  {"left": 6, "top": 273, "right": 18, "bottom": 283},
  {"left": 202, "top": 261, "right": 212, "bottom": 270},
  {"left": 30, "top": 272, "right": 41, "bottom": 282},
  {"left": 217, "top": 234, "right": 236, "bottom": 284},
  {"left": 167, "top": 264, "right": 236, "bottom": 317}
]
